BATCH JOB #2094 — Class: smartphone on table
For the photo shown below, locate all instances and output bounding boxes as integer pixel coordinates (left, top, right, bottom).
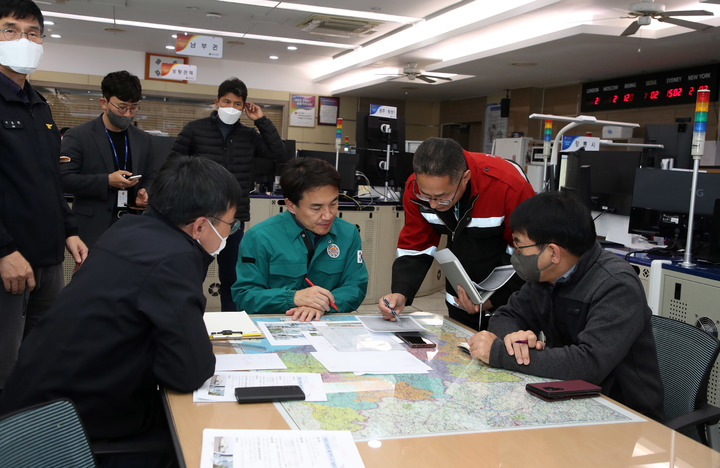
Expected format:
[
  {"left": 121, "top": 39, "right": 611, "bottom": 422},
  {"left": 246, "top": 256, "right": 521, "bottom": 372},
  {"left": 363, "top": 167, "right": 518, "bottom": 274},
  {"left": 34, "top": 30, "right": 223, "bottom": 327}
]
[{"left": 395, "top": 332, "right": 436, "bottom": 348}]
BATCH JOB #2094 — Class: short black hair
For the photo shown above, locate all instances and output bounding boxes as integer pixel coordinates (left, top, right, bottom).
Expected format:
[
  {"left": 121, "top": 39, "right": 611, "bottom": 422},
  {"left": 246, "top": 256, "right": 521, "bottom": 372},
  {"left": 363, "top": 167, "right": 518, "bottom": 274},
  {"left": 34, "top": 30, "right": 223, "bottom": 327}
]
[
  {"left": 509, "top": 191, "right": 596, "bottom": 257},
  {"left": 280, "top": 158, "right": 340, "bottom": 205},
  {"left": 0, "top": 0, "right": 44, "bottom": 33},
  {"left": 217, "top": 77, "right": 247, "bottom": 102},
  {"left": 413, "top": 137, "right": 468, "bottom": 183},
  {"left": 101, "top": 71, "right": 142, "bottom": 103},
  {"left": 149, "top": 156, "right": 241, "bottom": 227}
]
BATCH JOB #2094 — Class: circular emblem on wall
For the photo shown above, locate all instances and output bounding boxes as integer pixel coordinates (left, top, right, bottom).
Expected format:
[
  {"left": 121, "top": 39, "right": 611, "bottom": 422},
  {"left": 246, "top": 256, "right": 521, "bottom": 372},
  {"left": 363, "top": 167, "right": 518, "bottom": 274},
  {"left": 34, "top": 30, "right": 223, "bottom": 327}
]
[{"left": 327, "top": 243, "right": 340, "bottom": 258}]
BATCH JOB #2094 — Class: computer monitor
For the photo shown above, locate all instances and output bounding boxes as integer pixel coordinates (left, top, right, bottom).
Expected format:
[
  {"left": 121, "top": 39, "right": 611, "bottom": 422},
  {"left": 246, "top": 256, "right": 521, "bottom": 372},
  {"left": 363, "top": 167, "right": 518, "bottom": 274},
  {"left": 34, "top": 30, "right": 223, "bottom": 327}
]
[
  {"left": 297, "top": 150, "right": 359, "bottom": 193},
  {"left": 629, "top": 168, "right": 720, "bottom": 258},
  {"left": 563, "top": 150, "right": 642, "bottom": 215},
  {"left": 251, "top": 139, "right": 295, "bottom": 192},
  {"left": 355, "top": 111, "right": 405, "bottom": 186}
]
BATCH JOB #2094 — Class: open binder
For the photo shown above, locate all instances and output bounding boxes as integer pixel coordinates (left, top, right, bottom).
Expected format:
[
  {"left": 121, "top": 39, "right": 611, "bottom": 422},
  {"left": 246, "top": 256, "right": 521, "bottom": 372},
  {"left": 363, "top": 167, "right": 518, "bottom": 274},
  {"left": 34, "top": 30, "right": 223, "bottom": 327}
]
[{"left": 433, "top": 249, "right": 515, "bottom": 305}]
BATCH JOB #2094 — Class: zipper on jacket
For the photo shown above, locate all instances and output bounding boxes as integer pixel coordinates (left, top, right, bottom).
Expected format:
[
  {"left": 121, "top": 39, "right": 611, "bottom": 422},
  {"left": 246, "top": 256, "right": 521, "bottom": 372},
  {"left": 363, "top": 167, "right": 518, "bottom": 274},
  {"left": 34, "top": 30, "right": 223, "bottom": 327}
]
[{"left": 411, "top": 194, "right": 477, "bottom": 243}]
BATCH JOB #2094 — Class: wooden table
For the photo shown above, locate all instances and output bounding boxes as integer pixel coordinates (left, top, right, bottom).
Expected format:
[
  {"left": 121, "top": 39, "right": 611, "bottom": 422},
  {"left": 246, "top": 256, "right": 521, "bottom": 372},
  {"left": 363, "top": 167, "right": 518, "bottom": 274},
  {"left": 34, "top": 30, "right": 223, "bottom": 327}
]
[{"left": 164, "top": 314, "right": 720, "bottom": 467}]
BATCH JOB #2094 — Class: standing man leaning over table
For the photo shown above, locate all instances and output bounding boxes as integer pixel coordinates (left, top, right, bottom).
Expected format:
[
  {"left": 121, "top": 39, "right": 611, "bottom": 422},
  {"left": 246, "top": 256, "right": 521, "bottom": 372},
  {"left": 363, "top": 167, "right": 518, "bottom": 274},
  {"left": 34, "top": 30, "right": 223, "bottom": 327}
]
[
  {"left": 233, "top": 157, "right": 368, "bottom": 321},
  {"left": 0, "top": 0, "right": 87, "bottom": 390},
  {"left": 170, "top": 77, "right": 285, "bottom": 311},
  {"left": 379, "top": 137, "right": 535, "bottom": 331}
]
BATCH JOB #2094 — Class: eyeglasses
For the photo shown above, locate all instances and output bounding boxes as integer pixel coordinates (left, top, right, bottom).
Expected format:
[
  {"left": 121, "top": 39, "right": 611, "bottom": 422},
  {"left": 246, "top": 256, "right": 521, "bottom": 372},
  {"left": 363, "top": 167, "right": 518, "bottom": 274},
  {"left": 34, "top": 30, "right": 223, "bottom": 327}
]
[
  {"left": 513, "top": 243, "right": 540, "bottom": 250},
  {"left": 211, "top": 217, "right": 241, "bottom": 235},
  {"left": 412, "top": 178, "right": 463, "bottom": 206},
  {"left": 107, "top": 100, "right": 140, "bottom": 115},
  {"left": 0, "top": 28, "right": 45, "bottom": 44}
]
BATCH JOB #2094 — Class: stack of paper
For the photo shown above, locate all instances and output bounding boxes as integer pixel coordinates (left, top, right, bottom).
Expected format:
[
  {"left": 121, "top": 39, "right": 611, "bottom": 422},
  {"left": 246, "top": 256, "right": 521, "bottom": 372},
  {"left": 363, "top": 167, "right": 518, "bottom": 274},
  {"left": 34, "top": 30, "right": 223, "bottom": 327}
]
[{"left": 204, "top": 311, "right": 264, "bottom": 339}]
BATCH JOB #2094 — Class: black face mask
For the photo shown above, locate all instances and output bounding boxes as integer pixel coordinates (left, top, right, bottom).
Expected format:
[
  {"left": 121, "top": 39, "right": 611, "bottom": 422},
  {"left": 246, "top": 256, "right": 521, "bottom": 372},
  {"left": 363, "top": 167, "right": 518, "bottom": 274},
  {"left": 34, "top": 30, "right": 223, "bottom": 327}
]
[
  {"left": 510, "top": 245, "right": 552, "bottom": 282},
  {"left": 106, "top": 110, "right": 134, "bottom": 131}
]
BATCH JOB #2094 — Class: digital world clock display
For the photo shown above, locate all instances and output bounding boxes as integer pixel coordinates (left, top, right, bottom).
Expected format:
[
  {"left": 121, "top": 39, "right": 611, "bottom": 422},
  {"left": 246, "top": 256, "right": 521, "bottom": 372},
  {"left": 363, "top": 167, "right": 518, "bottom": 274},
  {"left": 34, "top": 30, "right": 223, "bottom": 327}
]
[{"left": 581, "top": 64, "right": 718, "bottom": 112}]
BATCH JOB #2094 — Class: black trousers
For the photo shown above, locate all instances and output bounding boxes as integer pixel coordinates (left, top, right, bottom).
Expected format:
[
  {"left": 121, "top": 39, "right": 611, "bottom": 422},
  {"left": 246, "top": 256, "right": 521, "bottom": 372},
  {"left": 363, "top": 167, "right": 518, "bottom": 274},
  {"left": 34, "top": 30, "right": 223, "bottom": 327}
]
[{"left": 216, "top": 225, "right": 244, "bottom": 311}]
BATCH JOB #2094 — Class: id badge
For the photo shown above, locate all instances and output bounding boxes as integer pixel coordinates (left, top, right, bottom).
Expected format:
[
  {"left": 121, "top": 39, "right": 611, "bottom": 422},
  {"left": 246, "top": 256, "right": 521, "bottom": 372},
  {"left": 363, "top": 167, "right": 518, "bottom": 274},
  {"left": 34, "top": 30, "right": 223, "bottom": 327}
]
[{"left": 117, "top": 189, "right": 128, "bottom": 208}]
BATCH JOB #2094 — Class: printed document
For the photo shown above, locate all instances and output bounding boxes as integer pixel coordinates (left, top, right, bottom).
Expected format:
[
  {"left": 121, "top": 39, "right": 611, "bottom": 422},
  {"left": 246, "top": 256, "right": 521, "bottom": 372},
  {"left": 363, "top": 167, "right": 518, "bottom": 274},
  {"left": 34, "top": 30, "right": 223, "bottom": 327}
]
[
  {"left": 200, "top": 429, "right": 365, "bottom": 468},
  {"left": 194, "top": 372, "right": 327, "bottom": 402}
]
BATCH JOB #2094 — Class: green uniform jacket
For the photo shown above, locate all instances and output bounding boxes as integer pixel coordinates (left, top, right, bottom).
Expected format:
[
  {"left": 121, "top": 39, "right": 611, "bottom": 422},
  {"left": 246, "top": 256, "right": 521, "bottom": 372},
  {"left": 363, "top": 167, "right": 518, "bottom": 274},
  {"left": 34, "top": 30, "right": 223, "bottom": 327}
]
[{"left": 232, "top": 210, "right": 368, "bottom": 314}]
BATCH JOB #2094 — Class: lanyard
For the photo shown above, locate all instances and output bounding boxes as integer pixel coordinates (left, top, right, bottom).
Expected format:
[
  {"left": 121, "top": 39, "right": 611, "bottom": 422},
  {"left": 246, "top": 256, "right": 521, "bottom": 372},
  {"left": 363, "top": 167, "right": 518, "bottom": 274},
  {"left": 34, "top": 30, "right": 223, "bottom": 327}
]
[{"left": 104, "top": 127, "right": 128, "bottom": 171}]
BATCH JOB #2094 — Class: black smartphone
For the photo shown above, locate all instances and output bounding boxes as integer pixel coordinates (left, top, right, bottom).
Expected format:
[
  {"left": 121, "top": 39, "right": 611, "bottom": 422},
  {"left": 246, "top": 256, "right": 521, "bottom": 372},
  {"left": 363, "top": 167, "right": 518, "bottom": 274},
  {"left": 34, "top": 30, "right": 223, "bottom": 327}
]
[
  {"left": 526, "top": 380, "right": 601, "bottom": 402},
  {"left": 234, "top": 385, "right": 305, "bottom": 403},
  {"left": 395, "top": 332, "right": 436, "bottom": 348}
]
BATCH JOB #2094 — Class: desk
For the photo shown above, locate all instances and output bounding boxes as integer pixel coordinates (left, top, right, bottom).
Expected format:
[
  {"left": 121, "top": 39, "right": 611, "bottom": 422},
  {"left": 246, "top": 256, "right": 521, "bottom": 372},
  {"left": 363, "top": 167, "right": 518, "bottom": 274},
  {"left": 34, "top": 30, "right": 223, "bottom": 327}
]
[{"left": 164, "top": 314, "right": 720, "bottom": 467}]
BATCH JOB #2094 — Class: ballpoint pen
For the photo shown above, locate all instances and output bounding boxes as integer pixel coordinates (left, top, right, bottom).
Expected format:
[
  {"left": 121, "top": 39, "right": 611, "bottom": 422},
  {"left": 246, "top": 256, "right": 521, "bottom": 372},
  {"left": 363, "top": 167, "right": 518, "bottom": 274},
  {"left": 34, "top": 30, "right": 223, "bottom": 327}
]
[
  {"left": 305, "top": 278, "right": 339, "bottom": 311},
  {"left": 383, "top": 297, "right": 402, "bottom": 326}
]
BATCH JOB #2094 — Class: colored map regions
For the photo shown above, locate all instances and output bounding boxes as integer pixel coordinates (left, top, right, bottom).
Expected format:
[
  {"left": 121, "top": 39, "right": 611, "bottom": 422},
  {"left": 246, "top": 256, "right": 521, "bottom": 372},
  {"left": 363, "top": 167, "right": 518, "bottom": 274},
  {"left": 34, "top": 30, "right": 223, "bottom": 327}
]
[{"left": 246, "top": 315, "right": 639, "bottom": 440}]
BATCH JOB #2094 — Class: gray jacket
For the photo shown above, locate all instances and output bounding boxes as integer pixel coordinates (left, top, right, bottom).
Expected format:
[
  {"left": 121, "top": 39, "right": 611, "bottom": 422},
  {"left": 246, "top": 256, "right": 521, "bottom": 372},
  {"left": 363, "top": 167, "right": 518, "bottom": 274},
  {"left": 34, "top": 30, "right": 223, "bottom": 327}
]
[{"left": 488, "top": 242, "right": 664, "bottom": 420}]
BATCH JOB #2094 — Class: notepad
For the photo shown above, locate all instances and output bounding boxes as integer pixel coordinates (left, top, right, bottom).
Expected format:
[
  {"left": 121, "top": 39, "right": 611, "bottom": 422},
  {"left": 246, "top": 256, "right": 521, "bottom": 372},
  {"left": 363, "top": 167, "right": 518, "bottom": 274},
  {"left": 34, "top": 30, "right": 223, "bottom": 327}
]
[
  {"left": 434, "top": 249, "right": 515, "bottom": 305},
  {"left": 203, "top": 311, "right": 264, "bottom": 340}
]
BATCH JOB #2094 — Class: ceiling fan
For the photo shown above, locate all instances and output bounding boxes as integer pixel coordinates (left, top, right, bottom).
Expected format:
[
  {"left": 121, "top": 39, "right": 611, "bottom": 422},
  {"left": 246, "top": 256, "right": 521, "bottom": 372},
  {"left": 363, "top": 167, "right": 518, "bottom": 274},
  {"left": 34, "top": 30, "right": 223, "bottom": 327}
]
[
  {"left": 383, "top": 63, "right": 453, "bottom": 84},
  {"left": 619, "top": 1, "right": 714, "bottom": 36}
]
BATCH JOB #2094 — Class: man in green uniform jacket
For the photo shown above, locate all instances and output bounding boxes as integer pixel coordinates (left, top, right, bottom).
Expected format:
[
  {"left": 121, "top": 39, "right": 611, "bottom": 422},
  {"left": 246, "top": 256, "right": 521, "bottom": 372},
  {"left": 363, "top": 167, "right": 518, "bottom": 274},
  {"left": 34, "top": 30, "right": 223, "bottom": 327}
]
[{"left": 233, "top": 157, "right": 368, "bottom": 321}]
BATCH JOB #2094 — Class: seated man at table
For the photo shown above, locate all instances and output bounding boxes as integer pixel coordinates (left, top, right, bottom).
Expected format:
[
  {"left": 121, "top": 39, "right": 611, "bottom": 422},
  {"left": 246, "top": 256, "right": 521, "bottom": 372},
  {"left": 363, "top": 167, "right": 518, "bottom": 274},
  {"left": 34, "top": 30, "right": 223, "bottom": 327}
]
[
  {"left": 468, "top": 191, "right": 664, "bottom": 420},
  {"left": 232, "top": 157, "right": 368, "bottom": 321},
  {"left": 0, "top": 156, "right": 240, "bottom": 463}
]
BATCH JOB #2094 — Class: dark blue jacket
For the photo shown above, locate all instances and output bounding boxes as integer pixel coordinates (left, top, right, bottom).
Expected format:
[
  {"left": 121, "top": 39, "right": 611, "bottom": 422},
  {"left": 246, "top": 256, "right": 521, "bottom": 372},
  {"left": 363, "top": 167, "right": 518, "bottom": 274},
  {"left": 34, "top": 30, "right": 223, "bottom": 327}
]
[{"left": 0, "top": 74, "right": 77, "bottom": 267}]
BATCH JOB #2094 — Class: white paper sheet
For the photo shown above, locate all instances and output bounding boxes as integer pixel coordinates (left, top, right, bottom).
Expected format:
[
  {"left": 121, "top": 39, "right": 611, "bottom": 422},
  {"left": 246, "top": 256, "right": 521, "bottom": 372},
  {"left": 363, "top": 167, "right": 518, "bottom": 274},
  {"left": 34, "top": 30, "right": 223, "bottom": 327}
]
[
  {"left": 311, "top": 322, "right": 404, "bottom": 352},
  {"left": 214, "top": 353, "right": 286, "bottom": 372},
  {"left": 311, "top": 350, "right": 432, "bottom": 375},
  {"left": 257, "top": 321, "right": 318, "bottom": 346},
  {"left": 194, "top": 372, "right": 327, "bottom": 402},
  {"left": 357, "top": 315, "right": 427, "bottom": 333},
  {"left": 200, "top": 429, "right": 365, "bottom": 468}
]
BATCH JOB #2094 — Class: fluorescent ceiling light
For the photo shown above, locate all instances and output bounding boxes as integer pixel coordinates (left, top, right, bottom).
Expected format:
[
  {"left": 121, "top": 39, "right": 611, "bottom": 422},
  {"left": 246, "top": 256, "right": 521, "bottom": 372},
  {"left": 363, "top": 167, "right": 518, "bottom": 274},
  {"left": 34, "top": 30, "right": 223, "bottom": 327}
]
[
  {"left": 312, "top": 0, "right": 557, "bottom": 81},
  {"left": 216, "top": 0, "right": 419, "bottom": 24},
  {"left": 43, "top": 11, "right": 355, "bottom": 49}
]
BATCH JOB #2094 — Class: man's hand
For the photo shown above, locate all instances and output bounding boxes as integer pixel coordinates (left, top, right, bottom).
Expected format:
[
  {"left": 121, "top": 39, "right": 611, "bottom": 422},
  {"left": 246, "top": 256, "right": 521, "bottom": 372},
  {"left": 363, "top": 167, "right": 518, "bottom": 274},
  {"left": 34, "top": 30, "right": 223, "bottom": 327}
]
[
  {"left": 294, "top": 285, "right": 334, "bottom": 312},
  {"left": 0, "top": 251, "right": 35, "bottom": 295},
  {"left": 135, "top": 188, "right": 149, "bottom": 207},
  {"left": 286, "top": 306, "right": 325, "bottom": 322},
  {"left": 108, "top": 170, "right": 139, "bottom": 189},
  {"left": 244, "top": 101, "right": 264, "bottom": 121},
  {"left": 502, "top": 330, "right": 545, "bottom": 365},
  {"left": 454, "top": 284, "right": 481, "bottom": 315},
  {"left": 378, "top": 293, "right": 406, "bottom": 321},
  {"left": 467, "top": 330, "right": 497, "bottom": 364},
  {"left": 66, "top": 236, "right": 88, "bottom": 272}
]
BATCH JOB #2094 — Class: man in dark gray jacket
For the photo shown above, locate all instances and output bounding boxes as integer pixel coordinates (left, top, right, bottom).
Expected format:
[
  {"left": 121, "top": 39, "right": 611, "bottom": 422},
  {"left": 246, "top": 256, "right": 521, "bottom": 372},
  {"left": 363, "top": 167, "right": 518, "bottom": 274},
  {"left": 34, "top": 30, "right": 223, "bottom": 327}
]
[
  {"left": 170, "top": 77, "right": 285, "bottom": 310},
  {"left": 468, "top": 191, "right": 664, "bottom": 420}
]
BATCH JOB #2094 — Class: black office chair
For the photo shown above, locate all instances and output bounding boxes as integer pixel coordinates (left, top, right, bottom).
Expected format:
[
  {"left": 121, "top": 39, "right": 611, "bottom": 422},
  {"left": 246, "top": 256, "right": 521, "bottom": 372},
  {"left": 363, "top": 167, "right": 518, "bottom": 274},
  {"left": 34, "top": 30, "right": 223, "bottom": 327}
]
[
  {"left": 0, "top": 398, "right": 96, "bottom": 467},
  {"left": 651, "top": 314, "right": 720, "bottom": 449}
]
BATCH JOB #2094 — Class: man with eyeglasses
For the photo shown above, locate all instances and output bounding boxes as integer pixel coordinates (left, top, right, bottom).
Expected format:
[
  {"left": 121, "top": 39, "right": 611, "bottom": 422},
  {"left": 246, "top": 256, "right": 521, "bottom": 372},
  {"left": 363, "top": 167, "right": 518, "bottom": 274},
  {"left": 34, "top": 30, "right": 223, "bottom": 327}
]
[
  {"left": 379, "top": 137, "right": 535, "bottom": 331},
  {"left": 0, "top": 0, "right": 88, "bottom": 390},
  {"left": 1, "top": 156, "right": 240, "bottom": 464},
  {"left": 466, "top": 191, "right": 664, "bottom": 420},
  {"left": 60, "top": 70, "right": 156, "bottom": 249},
  {"left": 170, "top": 77, "right": 286, "bottom": 311}
]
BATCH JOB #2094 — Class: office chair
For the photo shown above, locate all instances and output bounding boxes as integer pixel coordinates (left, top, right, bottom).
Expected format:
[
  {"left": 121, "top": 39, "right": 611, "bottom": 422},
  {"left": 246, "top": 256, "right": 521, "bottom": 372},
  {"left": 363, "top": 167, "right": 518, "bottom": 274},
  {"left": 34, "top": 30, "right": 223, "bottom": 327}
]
[
  {"left": 0, "top": 398, "right": 96, "bottom": 467},
  {"left": 651, "top": 314, "right": 720, "bottom": 450}
]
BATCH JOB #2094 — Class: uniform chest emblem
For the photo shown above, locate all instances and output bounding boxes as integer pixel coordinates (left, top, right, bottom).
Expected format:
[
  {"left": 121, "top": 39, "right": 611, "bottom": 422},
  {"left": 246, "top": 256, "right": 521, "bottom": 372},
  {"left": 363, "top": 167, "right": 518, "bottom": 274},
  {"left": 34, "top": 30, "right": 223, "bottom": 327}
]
[{"left": 327, "top": 243, "right": 340, "bottom": 258}]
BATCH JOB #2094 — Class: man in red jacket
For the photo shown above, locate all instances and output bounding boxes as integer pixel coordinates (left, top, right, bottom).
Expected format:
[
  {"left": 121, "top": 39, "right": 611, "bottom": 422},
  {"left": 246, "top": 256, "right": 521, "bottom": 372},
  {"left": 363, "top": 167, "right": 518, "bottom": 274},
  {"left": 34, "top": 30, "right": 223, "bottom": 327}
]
[{"left": 379, "top": 137, "right": 535, "bottom": 330}]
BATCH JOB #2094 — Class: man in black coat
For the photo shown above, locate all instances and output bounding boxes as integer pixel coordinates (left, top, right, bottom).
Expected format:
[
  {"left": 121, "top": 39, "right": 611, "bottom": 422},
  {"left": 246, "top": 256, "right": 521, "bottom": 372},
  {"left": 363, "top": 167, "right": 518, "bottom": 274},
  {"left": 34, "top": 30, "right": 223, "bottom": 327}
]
[
  {"left": 0, "top": 156, "right": 240, "bottom": 465},
  {"left": 170, "top": 77, "right": 285, "bottom": 310},
  {"left": 61, "top": 70, "right": 156, "bottom": 249},
  {"left": 0, "top": 0, "right": 87, "bottom": 390}
]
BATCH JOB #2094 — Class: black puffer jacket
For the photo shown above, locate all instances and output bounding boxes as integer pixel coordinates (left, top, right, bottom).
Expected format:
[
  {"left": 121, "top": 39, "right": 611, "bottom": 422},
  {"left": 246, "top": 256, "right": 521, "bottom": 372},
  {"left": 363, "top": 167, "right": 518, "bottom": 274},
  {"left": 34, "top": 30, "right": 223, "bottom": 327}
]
[{"left": 169, "top": 111, "right": 285, "bottom": 221}]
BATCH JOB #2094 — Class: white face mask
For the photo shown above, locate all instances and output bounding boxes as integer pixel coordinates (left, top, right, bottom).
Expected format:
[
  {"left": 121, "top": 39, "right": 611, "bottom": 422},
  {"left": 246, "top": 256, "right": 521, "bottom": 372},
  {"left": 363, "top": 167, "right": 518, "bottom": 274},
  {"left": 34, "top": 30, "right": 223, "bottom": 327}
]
[
  {"left": 198, "top": 219, "right": 227, "bottom": 256},
  {"left": 217, "top": 106, "right": 241, "bottom": 125},
  {"left": 0, "top": 38, "right": 43, "bottom": 75}
]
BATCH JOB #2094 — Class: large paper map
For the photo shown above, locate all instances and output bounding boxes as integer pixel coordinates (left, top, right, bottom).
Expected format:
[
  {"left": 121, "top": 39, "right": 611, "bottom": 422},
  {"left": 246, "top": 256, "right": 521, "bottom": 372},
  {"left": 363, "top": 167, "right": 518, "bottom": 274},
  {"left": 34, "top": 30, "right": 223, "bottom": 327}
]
[{"left": 240, "top": 315, "right": 641, "bottom": 441}]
